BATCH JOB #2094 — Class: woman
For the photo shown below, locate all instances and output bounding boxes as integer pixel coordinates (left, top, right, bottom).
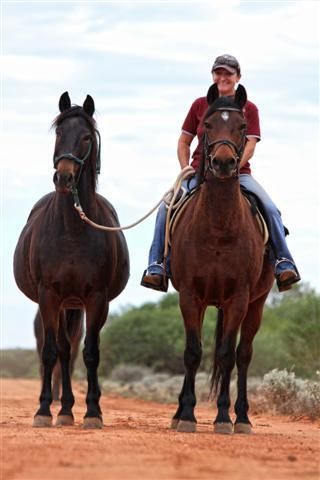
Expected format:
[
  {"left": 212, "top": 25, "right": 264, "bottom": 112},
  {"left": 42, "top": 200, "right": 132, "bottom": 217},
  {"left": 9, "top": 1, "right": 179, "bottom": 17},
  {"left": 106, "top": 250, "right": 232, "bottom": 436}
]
[{"left": 141, "top": 54, "right": 300, "bottom": 293}]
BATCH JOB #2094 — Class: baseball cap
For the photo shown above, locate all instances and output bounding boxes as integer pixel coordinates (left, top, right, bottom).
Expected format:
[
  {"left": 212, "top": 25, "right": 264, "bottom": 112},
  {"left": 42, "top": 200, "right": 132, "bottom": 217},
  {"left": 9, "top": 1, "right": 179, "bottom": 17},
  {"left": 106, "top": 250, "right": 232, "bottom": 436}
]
[{"left": 211, "top": 54, "right": 241, "bottom": 74}]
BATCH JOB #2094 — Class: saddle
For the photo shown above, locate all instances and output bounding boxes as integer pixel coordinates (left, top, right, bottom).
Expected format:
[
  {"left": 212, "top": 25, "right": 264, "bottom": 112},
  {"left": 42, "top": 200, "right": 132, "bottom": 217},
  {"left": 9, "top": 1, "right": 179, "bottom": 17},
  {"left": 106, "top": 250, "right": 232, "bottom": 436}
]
[
  {"left": 240, "top": 188, "right": 269, "bottom": 245},
  {"left": 168, "top": 186, "right": 269, "bottom": 246}
]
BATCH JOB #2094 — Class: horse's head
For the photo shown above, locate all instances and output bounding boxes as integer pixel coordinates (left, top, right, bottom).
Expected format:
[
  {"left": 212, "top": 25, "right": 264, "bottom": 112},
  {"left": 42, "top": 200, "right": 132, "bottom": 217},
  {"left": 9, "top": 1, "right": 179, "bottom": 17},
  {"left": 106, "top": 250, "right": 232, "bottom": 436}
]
[
  {"left": 53, "top": 92, "right": 100, "bottom": 194},
  {"left": 202, "top": 84, "right": 247, "bottom": 180}
]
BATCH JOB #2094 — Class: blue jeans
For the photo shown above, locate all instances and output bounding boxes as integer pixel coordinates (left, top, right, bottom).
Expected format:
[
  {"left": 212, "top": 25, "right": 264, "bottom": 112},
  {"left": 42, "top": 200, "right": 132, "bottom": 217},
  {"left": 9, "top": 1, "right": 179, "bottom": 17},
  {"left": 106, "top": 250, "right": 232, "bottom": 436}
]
[{"left": 146, "top": 174, "right": 295, "bottom": 275}]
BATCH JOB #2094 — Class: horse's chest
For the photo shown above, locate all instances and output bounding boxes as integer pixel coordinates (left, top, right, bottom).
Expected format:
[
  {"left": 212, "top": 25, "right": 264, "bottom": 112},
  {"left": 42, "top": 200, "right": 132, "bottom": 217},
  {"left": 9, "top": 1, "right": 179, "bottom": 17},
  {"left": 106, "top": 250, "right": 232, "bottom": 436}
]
[
  {"left": 36, "top": 233, "right": 110, "bottom": 280},
  {"left": 172, "top": 230, "right": 264, "bottom": 300}
]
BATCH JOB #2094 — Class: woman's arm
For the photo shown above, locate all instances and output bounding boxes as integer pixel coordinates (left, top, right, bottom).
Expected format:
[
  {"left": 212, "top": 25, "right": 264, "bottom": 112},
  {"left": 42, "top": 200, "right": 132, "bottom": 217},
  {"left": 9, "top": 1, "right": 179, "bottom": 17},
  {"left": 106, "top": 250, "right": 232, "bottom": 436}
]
[
  {"left": 177, "top": 132, "right": 194, "bottom": 169},
  {"left": 240, "top": 137, "right": 257, "bottom": 169}
]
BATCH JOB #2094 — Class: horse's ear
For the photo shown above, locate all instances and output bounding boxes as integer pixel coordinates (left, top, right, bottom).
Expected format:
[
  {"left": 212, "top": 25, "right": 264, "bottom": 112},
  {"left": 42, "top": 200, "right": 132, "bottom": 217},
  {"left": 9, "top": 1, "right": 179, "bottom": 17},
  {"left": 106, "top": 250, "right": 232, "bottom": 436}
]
[
  {"left": 234, "top": 84, "right": 247, "bottom": 109},
  {"left": 59, "top": 91, "right": 71, "bottom": 112},
  {"left": 83, "top": 95, "right": 95, "bottom": 117},
  {"left": 207, "top": 84, "right": 219, "bottom": 105}
]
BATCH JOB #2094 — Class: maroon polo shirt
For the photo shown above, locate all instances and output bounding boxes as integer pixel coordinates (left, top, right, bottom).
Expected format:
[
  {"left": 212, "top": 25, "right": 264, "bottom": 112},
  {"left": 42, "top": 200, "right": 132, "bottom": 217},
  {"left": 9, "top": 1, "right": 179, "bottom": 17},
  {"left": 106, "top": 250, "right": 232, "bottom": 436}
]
[{"left": 181, "top": 96, "right": 261, "bottom": 174}]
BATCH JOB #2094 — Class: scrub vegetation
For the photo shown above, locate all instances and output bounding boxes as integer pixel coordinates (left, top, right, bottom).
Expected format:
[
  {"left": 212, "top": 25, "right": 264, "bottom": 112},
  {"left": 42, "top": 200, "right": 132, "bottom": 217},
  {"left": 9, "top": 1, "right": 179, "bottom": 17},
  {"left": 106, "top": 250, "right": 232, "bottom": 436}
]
[{"left": 2, "top": 283, "right": 319, "bottom": 418}]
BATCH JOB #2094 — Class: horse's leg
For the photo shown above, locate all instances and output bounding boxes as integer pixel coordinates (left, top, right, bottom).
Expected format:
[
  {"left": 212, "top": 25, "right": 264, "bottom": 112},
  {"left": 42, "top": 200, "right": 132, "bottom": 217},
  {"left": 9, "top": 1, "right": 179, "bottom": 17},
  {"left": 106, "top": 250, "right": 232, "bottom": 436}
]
[
  {"left": 33, "top": 291, "right": 60, "bottom": 428},
  {"left": 52, "top": 361, "right": 61, "bottom": 402},
  {"left": 68, "top": 309, "right": 84, "bottom": 377},
  {"left": 82, "top": 295, "right": 107, "bottom": 429},
  {"left": 171, "top": 376, "right": 187, "bottom": 429},
  {"left": 172, "top": 294, "right": 204, "bottom": 433},
  {"left": 34, "top": 308, "right": 61, "bottom": 402},
  {"left": 213, "top": 332, "right": 237, "bottom": 434},
  {"left": 213, "top": 305, "right": 247, "bottom": 435},
  {"left": 234, "top": 294, "right": 269, "bottom": 434},
  {"left": 55, "top": 311, "right": 75, "bottom": 426}
]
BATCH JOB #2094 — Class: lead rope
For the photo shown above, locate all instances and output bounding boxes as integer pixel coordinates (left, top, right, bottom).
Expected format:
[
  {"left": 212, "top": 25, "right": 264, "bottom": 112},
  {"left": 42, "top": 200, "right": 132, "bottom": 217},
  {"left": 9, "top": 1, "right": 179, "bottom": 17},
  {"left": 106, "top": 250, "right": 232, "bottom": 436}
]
[{"left": 73, "top": 165, "right": 195, "bottom": 232}]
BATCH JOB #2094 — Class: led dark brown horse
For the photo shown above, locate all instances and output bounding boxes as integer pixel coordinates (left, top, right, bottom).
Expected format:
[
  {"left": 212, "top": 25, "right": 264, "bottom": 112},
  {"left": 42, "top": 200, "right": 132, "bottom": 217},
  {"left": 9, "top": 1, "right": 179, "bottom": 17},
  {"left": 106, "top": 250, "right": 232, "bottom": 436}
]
[
  {"left": 14, "top": 92, "right": 129, "bottom": 428},
  {"left": 170, "top": 84, "right": 274, "bottom": 434}
]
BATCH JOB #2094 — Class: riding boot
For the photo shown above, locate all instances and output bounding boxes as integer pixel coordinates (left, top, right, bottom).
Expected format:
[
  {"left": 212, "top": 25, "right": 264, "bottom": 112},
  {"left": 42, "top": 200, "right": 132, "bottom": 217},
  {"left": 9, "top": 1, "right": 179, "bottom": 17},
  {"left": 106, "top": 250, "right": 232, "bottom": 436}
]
[
  {"left": 141, "top": 202, "right": 169, "bottom": 292},
  {"left": 260, "top": 215, "right": 300, "bottom": 293},
  {"left": 239, "top": 174, "right": 301, "bottom": 292}
]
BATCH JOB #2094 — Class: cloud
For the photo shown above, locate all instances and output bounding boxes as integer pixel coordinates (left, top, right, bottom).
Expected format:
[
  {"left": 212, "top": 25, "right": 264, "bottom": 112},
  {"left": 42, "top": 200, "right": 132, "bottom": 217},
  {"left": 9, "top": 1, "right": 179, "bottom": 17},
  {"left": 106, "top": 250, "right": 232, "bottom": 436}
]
[{"left": 2, "top": 55, "right": 76, "bottom": 83}]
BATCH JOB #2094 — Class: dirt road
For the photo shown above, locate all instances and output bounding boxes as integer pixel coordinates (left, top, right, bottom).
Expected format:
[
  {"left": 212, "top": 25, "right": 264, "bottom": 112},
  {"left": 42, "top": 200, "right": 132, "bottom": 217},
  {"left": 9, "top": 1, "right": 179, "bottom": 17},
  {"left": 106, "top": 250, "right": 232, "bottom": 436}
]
[{"left": 1, "top": 379, "right": 319, "bottom": 480}]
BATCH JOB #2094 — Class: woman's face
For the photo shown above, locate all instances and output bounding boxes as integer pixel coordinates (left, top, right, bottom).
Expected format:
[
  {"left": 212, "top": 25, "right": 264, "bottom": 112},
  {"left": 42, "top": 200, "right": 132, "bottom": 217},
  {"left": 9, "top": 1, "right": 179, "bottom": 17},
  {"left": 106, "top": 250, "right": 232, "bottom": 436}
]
[{"left": 212, "top": 68, "right": 241, "bottom": 96}]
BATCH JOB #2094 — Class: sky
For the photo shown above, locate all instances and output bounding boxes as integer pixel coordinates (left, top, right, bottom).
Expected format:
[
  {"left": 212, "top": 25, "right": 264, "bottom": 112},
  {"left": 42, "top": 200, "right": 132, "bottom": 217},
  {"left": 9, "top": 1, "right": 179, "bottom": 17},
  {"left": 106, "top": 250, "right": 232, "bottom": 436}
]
[{"left": 1, "top": 0, "right": 319, "bottom": 349}]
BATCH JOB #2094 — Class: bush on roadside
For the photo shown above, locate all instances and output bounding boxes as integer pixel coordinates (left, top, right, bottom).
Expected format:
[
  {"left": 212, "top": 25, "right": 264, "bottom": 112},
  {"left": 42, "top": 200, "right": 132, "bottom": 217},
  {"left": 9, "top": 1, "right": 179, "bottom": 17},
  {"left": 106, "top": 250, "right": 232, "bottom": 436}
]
[
  {"left": 99, "top": 293, "right": 217, "bottom": 376},
  {"left": 0, "top": 349, "right": 39, "bottom": 378},
  {"left": 254, "top": 368, "right": 320, "bottom": 420}
]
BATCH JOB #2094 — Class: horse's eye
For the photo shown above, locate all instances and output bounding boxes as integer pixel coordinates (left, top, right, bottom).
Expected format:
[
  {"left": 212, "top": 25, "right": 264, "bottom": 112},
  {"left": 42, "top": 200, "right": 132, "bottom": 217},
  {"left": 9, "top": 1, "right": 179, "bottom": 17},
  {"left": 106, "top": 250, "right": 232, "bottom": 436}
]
[
  {"left": 204, "top": 121, "right": 212, "bottom": 129},
  {"left": 83, "top": 134, "right": 91, "bottom": 142},
  {"left": 239, "top": 123, "right": 247, "bottom": 131}
]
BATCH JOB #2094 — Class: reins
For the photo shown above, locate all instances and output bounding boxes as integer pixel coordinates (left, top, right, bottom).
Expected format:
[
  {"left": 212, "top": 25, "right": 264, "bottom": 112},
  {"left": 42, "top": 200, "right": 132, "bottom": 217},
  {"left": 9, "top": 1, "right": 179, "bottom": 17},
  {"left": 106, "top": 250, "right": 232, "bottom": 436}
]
[{"left": 73, "top": 166, "right": 196, "bottom": 232}]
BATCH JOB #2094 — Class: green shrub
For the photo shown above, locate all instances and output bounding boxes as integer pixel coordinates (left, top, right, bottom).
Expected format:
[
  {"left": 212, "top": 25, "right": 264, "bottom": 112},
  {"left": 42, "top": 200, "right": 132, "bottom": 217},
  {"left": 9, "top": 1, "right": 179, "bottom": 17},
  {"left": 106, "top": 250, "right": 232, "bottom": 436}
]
[
  {"left": 0, "top": 349, "right": 39, "bottom": 378},
  {"left": 99, "top": 293, "right": 217, "bottom": 376},
  {"left": 251, "top": 285, "right": 320, "bottom": 378},
  {"left": 100, "top": 285, "right": 319, "bottom": 379}
]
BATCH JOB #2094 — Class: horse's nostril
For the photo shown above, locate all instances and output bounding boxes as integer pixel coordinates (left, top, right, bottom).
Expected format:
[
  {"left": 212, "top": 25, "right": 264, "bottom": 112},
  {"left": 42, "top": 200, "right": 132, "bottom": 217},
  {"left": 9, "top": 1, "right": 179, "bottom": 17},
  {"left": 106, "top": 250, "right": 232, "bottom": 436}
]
[
  {"left": 67, "top": 173, "right": 74, "bottom": 184},
  {"left": 53, "top": 171, "right": 74, "bottom": 189},
  {"left": 212, "top": 158, "right": 220, "bottom": 169},
  {"left": 228, "top": 158, "right": 237, "bottom": 169}
]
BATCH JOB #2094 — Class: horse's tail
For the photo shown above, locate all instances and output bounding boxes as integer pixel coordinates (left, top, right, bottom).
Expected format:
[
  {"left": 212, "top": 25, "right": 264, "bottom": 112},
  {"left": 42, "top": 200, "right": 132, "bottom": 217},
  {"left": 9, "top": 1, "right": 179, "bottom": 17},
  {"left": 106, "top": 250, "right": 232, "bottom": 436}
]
[
  {"left": 210, "top": 308, "right": 224, "bottom": 398},
  {"left": 64, "top": 309, "right": 84, "bottom": 366},
  {"left": 34, "top": 308, "right": 84, "bottom": 356}
]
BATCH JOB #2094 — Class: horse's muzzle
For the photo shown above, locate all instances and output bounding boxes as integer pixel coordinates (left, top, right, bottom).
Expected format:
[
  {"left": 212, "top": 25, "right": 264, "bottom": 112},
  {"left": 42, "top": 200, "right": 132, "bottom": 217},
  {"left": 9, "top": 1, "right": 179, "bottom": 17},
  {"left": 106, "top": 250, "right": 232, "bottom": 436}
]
[
  {"left": 210, "top": 157, "right": 238, "bottom": 179},
  {"left": 53, "top": 171, "right": 75, "bottom": 193}
]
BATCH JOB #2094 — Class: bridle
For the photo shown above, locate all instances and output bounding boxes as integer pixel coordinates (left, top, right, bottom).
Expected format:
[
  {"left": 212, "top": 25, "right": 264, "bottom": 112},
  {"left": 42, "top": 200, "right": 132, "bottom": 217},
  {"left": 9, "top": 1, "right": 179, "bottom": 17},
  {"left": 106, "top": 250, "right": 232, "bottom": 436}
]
[
  {"left": 53, "top": 128, "right": 101, "bottom": 174},
  {"left": 53, "top": 125, "right": 101, "bottom": 206},
  {"left": 203, "top": 107, "right": 247, "bottom": 178}
]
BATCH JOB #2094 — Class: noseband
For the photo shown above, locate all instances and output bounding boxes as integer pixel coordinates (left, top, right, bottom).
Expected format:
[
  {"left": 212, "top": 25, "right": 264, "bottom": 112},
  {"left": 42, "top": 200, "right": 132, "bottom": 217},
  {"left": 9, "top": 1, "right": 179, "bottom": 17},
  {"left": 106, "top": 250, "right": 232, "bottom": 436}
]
[
  {"left": 53, "top": 129, "right": 101, "bottom": 174},
  {"left": 203, "top": 107, "right": 246, "bottom": 178},
  {"left": 53, "top": 127, "right": 101, "bottom": 207}
]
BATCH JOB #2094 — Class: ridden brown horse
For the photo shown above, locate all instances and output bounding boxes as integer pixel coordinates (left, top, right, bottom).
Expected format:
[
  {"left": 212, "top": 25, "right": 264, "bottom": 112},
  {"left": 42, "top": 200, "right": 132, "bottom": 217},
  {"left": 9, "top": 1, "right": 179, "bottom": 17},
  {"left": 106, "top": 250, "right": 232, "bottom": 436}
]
[
  {"left": 170, "top": 84, "right": 274, "bottom": 434},
  {"left": 14, "top": 92, "right": 129, "bottom": 428}
]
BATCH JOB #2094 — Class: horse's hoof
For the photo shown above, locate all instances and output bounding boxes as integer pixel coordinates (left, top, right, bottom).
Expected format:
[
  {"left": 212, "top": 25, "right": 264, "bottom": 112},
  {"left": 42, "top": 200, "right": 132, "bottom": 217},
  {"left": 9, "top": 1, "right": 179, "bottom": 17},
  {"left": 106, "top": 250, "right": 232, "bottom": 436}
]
[
  {"left": 56, "top": 415, "right": 74, "bottom": 427},
  {"left": 170, "top": 418, "right": 179, "bottom": 429},
  {"left": 214, "top": 422, "right": 233, "bottom": 435},
  {"left": 177, "top": 420, "right": 197, "bottom": 433},
  {"left": 33, "top": 415, "right": 53, "bottom": 428},
  {"left": 234, "top": 422, "right": 252, "bottom": 434},
  {"left": 82, "top": 417, "right": 103, "bottom": 429}
]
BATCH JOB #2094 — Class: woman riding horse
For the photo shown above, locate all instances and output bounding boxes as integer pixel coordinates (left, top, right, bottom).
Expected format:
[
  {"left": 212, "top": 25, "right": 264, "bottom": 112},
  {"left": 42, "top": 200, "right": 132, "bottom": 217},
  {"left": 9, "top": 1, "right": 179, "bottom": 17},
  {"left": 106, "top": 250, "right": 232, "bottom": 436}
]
[
  {"left": 167, "top": 83, "right": 275, "bottom": 434},
  {"left": 141, "top": 54, "right": 300, "bottom": 293}
]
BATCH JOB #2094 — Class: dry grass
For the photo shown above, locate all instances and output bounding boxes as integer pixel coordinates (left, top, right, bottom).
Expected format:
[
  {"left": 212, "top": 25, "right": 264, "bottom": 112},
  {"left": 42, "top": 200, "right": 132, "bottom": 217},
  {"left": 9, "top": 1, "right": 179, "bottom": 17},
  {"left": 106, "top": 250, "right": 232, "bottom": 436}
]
[{"left": 102, "top": 365, "right": 320, "bottom": 420}]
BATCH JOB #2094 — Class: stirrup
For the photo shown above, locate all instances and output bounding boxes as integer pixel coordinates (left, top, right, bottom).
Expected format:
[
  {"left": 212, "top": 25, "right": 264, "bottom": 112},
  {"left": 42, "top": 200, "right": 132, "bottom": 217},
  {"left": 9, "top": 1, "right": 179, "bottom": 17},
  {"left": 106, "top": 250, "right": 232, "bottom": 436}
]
[
  {"left": 140, "top": 270, "right": 168, "bottom": 292},
  {"left": 275, "top": 258, "right": 300, "bottom": 292},
  {"left": 274, "top": 257, "right": 296, "bottom": 272}
]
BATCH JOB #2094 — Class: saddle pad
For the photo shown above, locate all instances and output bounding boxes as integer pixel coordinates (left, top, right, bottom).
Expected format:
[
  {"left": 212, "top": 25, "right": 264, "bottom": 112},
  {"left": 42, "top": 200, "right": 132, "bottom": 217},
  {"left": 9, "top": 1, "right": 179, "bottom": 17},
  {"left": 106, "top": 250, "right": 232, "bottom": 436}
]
[
  {"left": 243, "top": 196, "right": 269, "bottom": 245},
  {"left": 168, "top": 189, "right": 198, "bottom": 245}
]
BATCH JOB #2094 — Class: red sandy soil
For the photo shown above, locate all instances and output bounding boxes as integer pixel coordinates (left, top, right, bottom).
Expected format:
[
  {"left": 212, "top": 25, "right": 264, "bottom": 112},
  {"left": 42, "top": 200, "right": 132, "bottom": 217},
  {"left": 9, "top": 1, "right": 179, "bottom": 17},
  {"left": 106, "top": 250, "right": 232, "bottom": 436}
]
[{"left": 1, "top": 379, "right": 319, "bottom": 480}]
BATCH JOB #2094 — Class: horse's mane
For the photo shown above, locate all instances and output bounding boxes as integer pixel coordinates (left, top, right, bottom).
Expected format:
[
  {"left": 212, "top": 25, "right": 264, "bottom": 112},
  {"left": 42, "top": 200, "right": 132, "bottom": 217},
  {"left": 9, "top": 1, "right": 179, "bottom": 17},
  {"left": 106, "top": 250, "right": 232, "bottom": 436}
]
[{"left": 196, "top": 95, "right": 242, "bottom": 186}]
